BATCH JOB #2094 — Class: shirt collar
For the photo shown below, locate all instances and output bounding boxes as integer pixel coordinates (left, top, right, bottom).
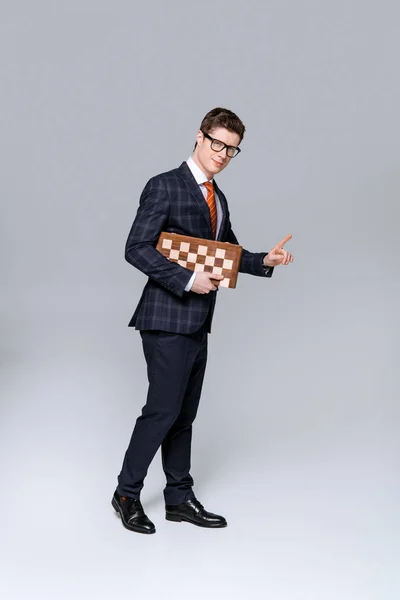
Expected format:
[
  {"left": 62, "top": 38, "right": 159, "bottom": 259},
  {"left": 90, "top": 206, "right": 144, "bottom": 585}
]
[{"left": 186, "top": 156, "right": 213, "bottom": 186}]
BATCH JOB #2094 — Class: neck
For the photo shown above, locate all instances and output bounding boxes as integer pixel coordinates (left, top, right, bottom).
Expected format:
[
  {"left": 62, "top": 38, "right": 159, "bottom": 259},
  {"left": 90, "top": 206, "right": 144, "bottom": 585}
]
[{"left": 191, "top": 153, "right": 213, "bottom": 181}]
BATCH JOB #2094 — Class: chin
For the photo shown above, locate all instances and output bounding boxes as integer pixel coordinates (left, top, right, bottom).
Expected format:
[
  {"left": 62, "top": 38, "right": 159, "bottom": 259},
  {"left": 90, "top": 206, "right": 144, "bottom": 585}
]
[{"left": 211, "top": 160, "right": 224, "bottom": 171}]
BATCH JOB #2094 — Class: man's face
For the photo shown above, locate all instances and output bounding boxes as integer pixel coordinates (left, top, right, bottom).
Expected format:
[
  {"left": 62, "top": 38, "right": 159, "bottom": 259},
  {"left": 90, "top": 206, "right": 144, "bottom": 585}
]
[{"left": 193, "top": 127, "right": 241, "bottom": 179}]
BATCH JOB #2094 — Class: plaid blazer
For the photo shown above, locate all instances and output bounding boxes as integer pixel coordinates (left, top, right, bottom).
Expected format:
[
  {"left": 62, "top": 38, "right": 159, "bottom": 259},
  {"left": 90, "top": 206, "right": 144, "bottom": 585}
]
[{"left": 126, "top": 161, "right": 273, "bottom": 334}]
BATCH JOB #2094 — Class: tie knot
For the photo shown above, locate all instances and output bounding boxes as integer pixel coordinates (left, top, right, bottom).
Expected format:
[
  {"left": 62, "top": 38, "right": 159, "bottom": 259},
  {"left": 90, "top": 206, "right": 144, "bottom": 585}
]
[{"left": 204, "top": 181, "right": 214, "bottom": 193}]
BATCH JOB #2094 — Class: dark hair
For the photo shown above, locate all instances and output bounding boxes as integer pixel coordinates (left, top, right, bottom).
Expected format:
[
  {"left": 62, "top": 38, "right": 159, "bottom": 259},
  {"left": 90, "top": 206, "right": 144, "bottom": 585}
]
[{"left": 193, "top": 107, "right": 246, "bottom": 151}]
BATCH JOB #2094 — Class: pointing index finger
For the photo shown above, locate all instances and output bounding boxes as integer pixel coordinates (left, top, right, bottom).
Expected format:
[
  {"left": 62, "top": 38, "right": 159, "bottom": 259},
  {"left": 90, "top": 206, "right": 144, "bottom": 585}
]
[{"left": 277, "top": 234, "right": 292, "bottom": 248}]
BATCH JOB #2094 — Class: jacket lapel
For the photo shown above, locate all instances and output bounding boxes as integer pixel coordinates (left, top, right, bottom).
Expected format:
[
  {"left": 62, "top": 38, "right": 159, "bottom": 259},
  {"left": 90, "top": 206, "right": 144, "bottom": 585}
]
[
  {"left": 213, "top": 179, "right": 228, "bottom": 241},
  {"left": 178, "top": 162, "right": 212, "bottom": 234}
]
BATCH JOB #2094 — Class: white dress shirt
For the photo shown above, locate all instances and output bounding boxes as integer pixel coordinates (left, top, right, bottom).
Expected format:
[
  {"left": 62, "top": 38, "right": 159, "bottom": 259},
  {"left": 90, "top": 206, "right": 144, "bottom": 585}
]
[{"left": 184, "top": 156, "right": 223, "bottom": 292}]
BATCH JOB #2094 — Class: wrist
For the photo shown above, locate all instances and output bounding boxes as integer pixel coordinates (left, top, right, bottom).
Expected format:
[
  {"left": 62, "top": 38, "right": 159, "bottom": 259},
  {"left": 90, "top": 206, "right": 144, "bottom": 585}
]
[{"left": 263, "top": 256, "right": 273, "bottom": 268}]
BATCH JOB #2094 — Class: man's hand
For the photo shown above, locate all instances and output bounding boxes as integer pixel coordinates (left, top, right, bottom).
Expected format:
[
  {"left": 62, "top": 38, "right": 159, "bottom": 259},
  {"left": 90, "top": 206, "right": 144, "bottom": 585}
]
[
  {"left": 191, "top": 272, "right": 224, "bottom": 294},
  {"left": 264, "top": 234, "right": 294, "bottom": 267}
]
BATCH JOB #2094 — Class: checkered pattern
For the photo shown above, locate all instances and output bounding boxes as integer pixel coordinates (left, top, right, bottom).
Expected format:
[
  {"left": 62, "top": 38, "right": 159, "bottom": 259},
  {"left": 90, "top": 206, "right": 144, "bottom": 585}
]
[{"left": 160, "top": 236, "right": 240, "bottom": 288}]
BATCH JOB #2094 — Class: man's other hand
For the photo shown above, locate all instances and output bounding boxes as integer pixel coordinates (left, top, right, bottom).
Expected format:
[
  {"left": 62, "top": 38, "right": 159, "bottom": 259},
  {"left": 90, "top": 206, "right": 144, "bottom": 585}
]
[
  {"left": 191, "top": 272, "right": 224, "bottom": 294},
  {"left": 264, "top": 234, "right": 294, "bottom": 267}
]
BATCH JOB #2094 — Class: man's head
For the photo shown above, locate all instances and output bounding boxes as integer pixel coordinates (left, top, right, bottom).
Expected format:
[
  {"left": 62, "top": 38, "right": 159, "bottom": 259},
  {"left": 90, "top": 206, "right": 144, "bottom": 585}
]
[{"left": 192, "top": 107, "right": 246, "bottom": 180}]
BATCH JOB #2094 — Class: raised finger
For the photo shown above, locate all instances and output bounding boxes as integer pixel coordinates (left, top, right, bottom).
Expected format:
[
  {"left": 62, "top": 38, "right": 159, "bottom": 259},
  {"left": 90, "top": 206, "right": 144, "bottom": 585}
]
[{"left": 277, "top": 234, "right": 292, "bottom": 249}]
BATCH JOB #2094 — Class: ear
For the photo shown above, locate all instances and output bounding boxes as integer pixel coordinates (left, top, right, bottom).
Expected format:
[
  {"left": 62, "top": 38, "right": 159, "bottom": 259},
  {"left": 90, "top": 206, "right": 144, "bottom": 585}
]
[{"left": 195, "top": 129, "right": 203, "bottom": 146}]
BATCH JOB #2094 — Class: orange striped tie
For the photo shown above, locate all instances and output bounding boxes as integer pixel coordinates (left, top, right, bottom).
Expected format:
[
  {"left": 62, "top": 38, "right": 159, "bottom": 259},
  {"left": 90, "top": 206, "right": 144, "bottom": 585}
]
[{"left": 204, "top": 181, "right": 217, "bottom": 239}]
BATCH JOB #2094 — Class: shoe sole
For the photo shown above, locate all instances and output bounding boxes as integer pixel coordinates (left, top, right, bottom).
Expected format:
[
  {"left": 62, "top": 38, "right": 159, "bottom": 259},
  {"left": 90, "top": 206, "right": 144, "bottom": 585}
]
[
  {"left": 165, "top": 513, "right": 227, "bottom": 528},
  {"left": 112, "top": 498, "right": 156, "bottom": 534}
]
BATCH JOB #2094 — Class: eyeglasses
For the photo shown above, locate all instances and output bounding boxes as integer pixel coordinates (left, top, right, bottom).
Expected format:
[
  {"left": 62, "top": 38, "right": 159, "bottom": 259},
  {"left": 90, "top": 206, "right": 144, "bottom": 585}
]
[{"left": 201, "top": 130, "right": 241, "bottom": 158}]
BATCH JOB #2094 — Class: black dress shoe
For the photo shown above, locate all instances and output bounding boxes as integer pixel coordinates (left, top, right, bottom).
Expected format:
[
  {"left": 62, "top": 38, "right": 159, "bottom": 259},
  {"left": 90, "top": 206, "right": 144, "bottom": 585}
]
[
  {"left": 165, "top": 498, "right": 227, "bottom": 528},
  {"left": 112, "top": 490, "right": 155, "bottom": 534}
]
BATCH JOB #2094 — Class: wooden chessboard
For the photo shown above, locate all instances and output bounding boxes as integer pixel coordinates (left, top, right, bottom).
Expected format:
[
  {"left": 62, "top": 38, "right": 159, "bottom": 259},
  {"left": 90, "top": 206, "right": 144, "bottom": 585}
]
[{"left": 156, "top": 232, "right": 242, "bottom": 289}]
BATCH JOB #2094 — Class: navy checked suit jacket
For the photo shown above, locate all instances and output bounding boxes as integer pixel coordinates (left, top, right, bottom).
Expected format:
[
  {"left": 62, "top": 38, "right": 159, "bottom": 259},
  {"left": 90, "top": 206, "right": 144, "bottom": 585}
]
[{"left": 126, "top": 161, "right": 273, "bottom": 334}]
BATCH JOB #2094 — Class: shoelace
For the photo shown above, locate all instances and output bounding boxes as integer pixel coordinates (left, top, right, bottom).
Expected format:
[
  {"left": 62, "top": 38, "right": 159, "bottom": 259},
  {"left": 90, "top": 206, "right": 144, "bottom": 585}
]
[{"left": 192, "top": 499, "right": 205, "bottom": 512}]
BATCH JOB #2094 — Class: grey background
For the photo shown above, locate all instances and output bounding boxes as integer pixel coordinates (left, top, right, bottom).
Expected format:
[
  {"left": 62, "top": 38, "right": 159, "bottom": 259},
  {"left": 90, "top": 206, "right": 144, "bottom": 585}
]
[{"left": 1, "top": 1, "right": 399, "bottom": 598}]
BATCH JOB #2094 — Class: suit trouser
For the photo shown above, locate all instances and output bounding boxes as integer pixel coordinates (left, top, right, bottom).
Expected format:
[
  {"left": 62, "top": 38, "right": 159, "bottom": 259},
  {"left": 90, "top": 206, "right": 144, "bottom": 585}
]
[{"left": 117, "top": 322, "right": 208, "bottom": 505}]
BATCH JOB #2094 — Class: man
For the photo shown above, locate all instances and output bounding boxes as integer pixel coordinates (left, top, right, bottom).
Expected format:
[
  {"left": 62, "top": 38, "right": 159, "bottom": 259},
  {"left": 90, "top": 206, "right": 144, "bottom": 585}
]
[{"left": 112, "top": 107, "right": 293, "bottom": 534}]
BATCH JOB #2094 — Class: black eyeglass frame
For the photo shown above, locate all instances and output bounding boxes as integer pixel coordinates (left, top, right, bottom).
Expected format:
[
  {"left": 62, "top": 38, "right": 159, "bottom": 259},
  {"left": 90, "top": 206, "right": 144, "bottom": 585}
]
[{"left": 201, "top": 130, "right": 241, "bottom": 158}]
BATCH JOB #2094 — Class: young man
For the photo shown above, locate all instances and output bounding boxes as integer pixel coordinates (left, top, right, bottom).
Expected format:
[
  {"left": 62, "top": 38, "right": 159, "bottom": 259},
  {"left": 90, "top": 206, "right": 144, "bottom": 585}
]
[{"left": 112, "top": 107, "right": 293, "bottom": 534}]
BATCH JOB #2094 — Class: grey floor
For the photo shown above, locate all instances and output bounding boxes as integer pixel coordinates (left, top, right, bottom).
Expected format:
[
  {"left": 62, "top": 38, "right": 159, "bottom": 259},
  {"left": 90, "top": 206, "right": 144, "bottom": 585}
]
[{"left": 1, "top": 308, "right": 398, "bottom": 600}]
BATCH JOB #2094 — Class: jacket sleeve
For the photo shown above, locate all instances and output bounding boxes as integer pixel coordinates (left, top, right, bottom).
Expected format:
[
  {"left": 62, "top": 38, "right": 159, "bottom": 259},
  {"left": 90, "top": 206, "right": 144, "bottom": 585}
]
[
  {"left": 225, "top": 219, "right": 274, "bottom": 278},
  {"left": 125, "top": 176, "right": 194, "bottom": 297}
]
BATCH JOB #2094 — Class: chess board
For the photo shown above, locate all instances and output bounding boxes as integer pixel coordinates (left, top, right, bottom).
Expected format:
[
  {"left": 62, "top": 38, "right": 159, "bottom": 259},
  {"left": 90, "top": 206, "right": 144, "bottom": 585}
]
[{"left": 156, "top": 232, "right": 242, "bottom": 289}]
